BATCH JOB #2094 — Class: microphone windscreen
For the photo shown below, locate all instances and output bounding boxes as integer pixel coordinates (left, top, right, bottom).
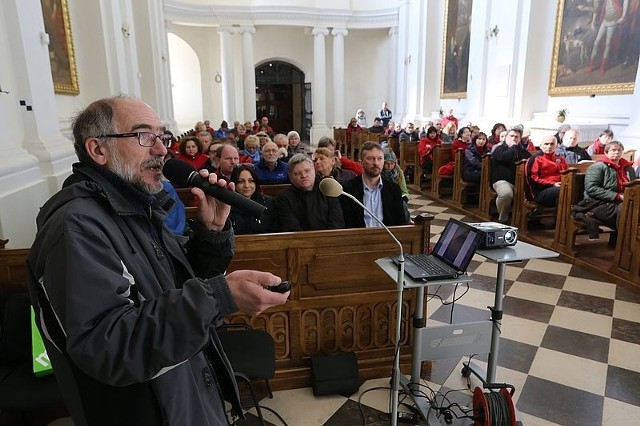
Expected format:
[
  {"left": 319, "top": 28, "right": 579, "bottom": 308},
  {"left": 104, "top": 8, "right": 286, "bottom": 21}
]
[
  {"left": 162, "top": 158, "right": 197, "bottom": 187},
  {"left": 319, "top": 178, "right": 343, "bottom": 198}
]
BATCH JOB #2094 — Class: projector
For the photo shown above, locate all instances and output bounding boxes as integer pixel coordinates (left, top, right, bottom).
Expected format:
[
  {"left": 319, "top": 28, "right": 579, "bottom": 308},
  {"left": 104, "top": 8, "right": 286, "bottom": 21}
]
[{"left": 467, "top": 222, "right": 518, "bottom": 249}]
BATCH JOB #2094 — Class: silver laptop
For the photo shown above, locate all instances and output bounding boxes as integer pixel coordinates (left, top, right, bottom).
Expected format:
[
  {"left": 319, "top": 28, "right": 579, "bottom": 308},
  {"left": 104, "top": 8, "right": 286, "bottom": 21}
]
[{"left": 394, "top": 219, "right": 483, "bottom": 281}]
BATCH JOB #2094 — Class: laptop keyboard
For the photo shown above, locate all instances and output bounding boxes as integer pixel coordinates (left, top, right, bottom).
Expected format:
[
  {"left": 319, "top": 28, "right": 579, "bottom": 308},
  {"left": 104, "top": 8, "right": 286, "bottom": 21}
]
[{"left": 406, "top": 254, "right": 453, "bottom": 275}]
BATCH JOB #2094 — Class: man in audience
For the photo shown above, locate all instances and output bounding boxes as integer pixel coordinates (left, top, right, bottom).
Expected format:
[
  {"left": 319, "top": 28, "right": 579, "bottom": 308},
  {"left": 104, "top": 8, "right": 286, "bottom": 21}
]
[
  {"left": 369, "top": 117, "right": 385, "bottom": 133},
  {"left": 260, "top": 116, "right": 275, "bottom": 136},
  {"left": 197, "top": 131, "right": 213, "bottom": 155},
  {"left": 341, "top": 141, "right": 409, "bottom": 228},
  {"left": 556, "top": 129, "right": 591, "bottom": 164},
  {"left": 399, "top": 122, "right": 420, "bottom": 143},
  {"left": 378, "top": 101, "right": 393, "bottom": 127},
  {"left": 491, "top": 127, "right": 532, "bottom": 223},
  {"left": 216, "top": 144, "right": 240, "bottom": 181},
  {"left": 26, "top": 96, "right": 288, "bottom": 425},
  {"left": 526, "top": 135, "right": 567, "bottom": 207},
  {"left": 201, "top": 142, "right": 223, "bottom": 173},
  {"left": 255, "top": 141, "right": 289, "bottom": 184},
  {"left": 317, "top": 136, "right": 363, "bottom": 175},
  {"left": 275, "top": 154, "right": 344, "bottom": 231},
  {"left": 273, "top": 133, "right": 293, "bottom": 162}
]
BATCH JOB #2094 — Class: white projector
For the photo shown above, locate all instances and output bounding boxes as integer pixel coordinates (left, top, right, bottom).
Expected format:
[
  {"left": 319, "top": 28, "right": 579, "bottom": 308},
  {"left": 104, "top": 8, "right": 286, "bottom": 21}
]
[{"left": 467, "top": 222, "right": 518, "bottom": 249}]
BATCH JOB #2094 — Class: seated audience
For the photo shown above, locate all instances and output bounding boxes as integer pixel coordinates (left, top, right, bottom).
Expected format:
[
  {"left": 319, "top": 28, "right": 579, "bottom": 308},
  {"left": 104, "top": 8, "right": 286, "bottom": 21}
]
[
  {"left": 255, "top": 142, "right": 289, "bottom": 184},
  {"left": 469, "top": 125, "right": 481, "bottom": 141},
  {"left": 214, "top": 121, "right": 230, "bottom": 138},
  {"left": 288, "top": 131, "right": 311, "bottom": 156},
  {"left": 260, "top": 116, "right": 275, "bottom": 135},
  {"left": 239, "top": 135, "right": 261, "bottom": 164},
  {"left": 194, "top": 121, "right": 207, "bottom": 135},
  {"left": 355, "top": 109, "right": 367, "bottom": 127},
  {"left": 487, "top": 122, "right": 506, "bottom": 149},
  {"left": 176, "top": 136, "right": 208, "bottom": 170},
  {"left": 229, "top": 164, "right": 279, "bottom": 234},
  {"left": 341, "top": 142, "right": 410, "bottom": 228},
  {"left": 587, "top": 129, "right": 614, "bottom": 156},
  {"left": 216, "top": 144, "right": 240, "bottom": 181},
  {"left": 553, "top": 124, "right": 571, "bottom": 145},
  {"left": 490, "top": 127, "right": 532, "bottom": 223},
  {"left": 201, "top": 142, "right": 223, "bottom": 173},
  {"left": 525, "top": 135, "right": 567, "bottom": 207},
  {"left": 388, "top": 122, "right": 403, "bottom": 138},
  {"left": 313, "top": 147, "right": 357, "bottom": 185},
  {"left": 556, "top": 129, "right": 591, "bottom": 164},
  {"left": 576, "top": 141, "right": 637, "bottom": 239},
  {"left": 275, "top": 154, "right": 344, "bottom": 231},
  {"left": 463, "top": 132, "right": 489, "bottom": 183},
  {"left": 441, "top": 108, "right": 459, "bottom": 130},
  {"left": 256, "top": 131, "right": 271, "bottom": 148},
  {"left": 442, "top": 121, "right": 457, "bottom": 144},
  {"left": 519, "top": 127, "right": 536, "bottom": 151},
  {"left": 274, "top": 133, "right": 293, "bottom": 162},
  {"left": 384, "top": 121, "right": 396, "bottom": 136},
  {"left": 235, "top": 124, "right": 248, "bottom": 149},
  {"left": 418, "top": 126, "right": 442, "bottom": 173},
  {"left": 399, "top": 122, "right": 420, "bottom": 143},
  {"left": 382, "top": 148, "right": 410, "bottom": 201},
  {"left": 204, "top": 120, "right": 215, "bottom": 138},
  {"left": 438, "top": 126, "right": 471, "bottom": 177},
  {"left": 197, "top": 131, "right": 213, "bottom": 155},
  {"left": 346, "top": 117, "right": 363, "bottom": 145},
  {"left": 317, "top": 136, "right": 363, "bottom": 175},
  {"left": 369, "top": 117, "right": 385, "bottom": 133}
]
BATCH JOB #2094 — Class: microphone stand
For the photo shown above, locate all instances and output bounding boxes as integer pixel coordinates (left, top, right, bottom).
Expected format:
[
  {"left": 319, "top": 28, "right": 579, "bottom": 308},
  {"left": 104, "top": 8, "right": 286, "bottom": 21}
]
[{"left": 338, "top": 191, "right": 404, "bottom": 426}]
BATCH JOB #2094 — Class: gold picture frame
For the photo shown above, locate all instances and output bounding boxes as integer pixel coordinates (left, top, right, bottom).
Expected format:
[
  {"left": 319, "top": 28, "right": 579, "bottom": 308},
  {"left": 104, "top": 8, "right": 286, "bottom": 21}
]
[
  {"left": 41, "top": 0, "right": 79, "bottom": 95},
  {"left": 440, "top": 0, "right": 473, "bottom": 99},
  {"left": 548, "top": 0, "right": 638, "bottom": 96}
]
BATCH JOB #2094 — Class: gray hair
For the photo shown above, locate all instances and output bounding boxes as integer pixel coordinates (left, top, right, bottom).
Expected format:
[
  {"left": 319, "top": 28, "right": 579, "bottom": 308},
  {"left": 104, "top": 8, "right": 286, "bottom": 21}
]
[
  {"left": 604, "top": 141, "right": 624, "bottom": 153},
  {"left": 71, "top": 96, "right": 125, "bottom": 163},
  {"left": 287, "top": 153, "right": 313, "bottom": 174}
]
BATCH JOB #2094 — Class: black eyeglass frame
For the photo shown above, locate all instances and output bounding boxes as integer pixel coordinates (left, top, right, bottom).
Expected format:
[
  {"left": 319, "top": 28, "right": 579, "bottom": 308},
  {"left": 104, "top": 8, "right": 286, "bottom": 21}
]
[{"left": 97, "top": 132, "right": 173, "bottom": 148}]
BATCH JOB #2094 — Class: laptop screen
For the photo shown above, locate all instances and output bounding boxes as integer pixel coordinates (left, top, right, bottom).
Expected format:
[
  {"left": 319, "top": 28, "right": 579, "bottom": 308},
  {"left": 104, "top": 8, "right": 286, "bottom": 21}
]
[{"left": 432, "top": 219, "right": 483, "bottom": 272}]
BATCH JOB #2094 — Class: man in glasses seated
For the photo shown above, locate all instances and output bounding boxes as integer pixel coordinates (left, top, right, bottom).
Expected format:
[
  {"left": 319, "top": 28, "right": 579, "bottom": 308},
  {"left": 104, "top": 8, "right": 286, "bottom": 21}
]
[{"left": 254, "top": 141, "right": 289, "bottom": 184}]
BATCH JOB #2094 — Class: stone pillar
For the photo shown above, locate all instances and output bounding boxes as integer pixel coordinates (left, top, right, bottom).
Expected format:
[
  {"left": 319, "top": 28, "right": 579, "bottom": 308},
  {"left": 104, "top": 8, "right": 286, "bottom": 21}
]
[
  {"left": 331, "top": 28, "right": 348, "bottom": 128},
  {"left": 218, "top": 26, "right": 236, "bottom": 121},
  {"left": 388, "top": 26, "right": 399, "bottom": 117},
  {"left": 239, "top": 26, "right": 256, "bottom": 122},
  {"left": 311, "top": 27, "right": 329, "bottom": 143}
]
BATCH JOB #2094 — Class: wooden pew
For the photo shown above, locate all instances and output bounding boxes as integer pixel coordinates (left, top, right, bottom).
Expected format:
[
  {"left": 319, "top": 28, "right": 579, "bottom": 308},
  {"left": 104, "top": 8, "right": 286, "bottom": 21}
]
[
  {"left": 261, "top": 183, "right": 291, "bottom": 198},
  {"left": 333, "top": 127, "right": 347, "bottom": 155},
  {"left": 452, "top": 148, "right": 479, "bottom": 208},
  {"left": 399, "top": 141, "right": 420, "bottom": 186},
  {"left": 225, "top": 213, "right": 433, "bottom": 390},
  {"left": 0, "top": 214, "right": 435, "bottom": 392},
  {"left": 478, "top": 154, "right": 496, "bottom": 220},
  {"left": 609, "top": 180, "right": 640, "bottom": 286},
  {"left": 430, "top": 146, "right": 453, "bottom": 199}
]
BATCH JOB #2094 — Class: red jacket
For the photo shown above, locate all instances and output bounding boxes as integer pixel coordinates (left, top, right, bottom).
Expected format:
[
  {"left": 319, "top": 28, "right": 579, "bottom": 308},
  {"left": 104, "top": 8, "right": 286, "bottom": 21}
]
[
  {"left": 526, "top": 152, "right": 567, "bottom": 196},
  {"left": 418, "top": 136, "right": 441, "bottom": 166},
  {"left": 451, "top": 138, "right": 468, "bottom": 158},
  {"left": 176, "top": 153, "right": 208, "bottom": 170}
]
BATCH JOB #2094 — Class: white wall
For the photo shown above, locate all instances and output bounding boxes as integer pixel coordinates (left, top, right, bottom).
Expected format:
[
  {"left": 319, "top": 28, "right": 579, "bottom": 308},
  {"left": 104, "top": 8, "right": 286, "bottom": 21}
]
[{"left": 168, "top": 33, "right": 203, "bottom": 132}]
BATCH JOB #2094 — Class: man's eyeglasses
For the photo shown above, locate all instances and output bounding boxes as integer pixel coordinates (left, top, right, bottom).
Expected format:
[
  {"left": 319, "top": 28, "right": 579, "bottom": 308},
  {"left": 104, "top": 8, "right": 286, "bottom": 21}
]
[{"left": 97, "top": 132, "right": 173, "bottom": 148}]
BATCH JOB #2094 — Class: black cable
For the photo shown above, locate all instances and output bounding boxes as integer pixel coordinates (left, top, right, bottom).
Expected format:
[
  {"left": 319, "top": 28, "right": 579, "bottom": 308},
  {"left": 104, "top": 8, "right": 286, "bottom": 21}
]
[
  {"left": 257, "top": 405, "right": 290, "bottom": 426},
  {"left": 357, "top": 385, "right": 391, "bottom": 426}
]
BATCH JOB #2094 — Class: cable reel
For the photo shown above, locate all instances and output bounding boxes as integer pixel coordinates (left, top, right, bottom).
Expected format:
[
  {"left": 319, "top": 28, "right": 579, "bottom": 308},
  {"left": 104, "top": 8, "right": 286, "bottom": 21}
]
[{"left": 472, "top": 387, "right": 516, "bottom": 426}]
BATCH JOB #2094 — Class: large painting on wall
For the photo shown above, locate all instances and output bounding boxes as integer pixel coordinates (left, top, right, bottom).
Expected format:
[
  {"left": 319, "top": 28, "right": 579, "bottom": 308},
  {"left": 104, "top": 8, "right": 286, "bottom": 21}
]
[
  {"left": 549, "top": 0, "right": 639, "bottom": 96},
  {"left": 41, "top": 0, "right": 79, "bottom": 95},
  {"left": 441, "top": 0, "right": 473, "bottom": 99}
]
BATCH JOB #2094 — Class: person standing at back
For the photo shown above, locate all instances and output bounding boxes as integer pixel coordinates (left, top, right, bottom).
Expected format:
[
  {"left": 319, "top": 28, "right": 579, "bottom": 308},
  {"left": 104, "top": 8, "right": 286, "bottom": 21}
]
[
  {"left": 26, "top": 96, "right": 289, "bottom": 426},
  {"left": 378, "top": 102, "right": 393, "bottom": 127}
]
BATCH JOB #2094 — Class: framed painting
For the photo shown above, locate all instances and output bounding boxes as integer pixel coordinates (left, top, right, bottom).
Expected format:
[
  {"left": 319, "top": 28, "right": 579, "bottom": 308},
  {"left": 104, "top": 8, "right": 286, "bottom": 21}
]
[
  {"left": 549, "top": 0, "right": 638, "bottom": 96},
  {"left": 41, "top": 0, "right": 79, "bottom": 95},
  {"left": 440, "top": 0, "right": 473, "bottom": 99}
]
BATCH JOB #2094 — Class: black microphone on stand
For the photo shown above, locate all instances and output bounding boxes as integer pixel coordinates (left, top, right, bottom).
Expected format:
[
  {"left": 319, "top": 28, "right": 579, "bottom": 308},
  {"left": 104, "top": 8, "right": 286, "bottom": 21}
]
[
  {"left": 319, "top": 178, "right": 405, "bottom": 426},
  {"left": 163, "top": 159, "right": 266, "bottom": 219}
]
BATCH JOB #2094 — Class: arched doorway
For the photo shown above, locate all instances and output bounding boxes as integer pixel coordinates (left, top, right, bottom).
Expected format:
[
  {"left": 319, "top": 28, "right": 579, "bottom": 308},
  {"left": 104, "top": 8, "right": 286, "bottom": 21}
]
[{"left": 255, "top": 61, "right": 311, "bottom": 141}]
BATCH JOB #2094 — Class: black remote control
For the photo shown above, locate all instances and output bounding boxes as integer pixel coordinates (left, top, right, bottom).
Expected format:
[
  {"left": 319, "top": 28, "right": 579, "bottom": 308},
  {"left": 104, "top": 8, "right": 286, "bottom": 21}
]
[{"left": 265, "top": 281, "right": 291, "bottom": 293}]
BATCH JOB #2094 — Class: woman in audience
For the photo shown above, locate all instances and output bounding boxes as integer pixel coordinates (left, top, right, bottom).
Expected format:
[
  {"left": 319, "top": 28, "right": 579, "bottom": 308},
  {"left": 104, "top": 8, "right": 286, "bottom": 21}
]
[
  {"left": 463, "top": 132, "right": 489, "bottom": 183},
  {"left": 587, "top": 129, "right": 614, "bottom": 156},
  {"left": 255, "top": 131, "right": 271, "bottom": 148},
  {"left": 554, "top": 124, "right": 571, "bottom": 145},
  {"left": 346, "top": 117, "right": 363, "bottom": 146},
  {"left": 355, "top": 109, "right": 367, "bottom": 127},
  {"left": 176, "top": 136, "right": 208, "bottom": 170},
  {"left": 418, "top": 126, "right": 441, "bottom": 173},
  {"left": 214, "top": 121, "right": 230, "bottom": 138},
  {"left": 487, "top": 122, "right": 506, "bottom": 149},
  {"left": 239, "top": 135, "right": 261, "bottom": 164},
  {"left": 229, "top": 164, "right": 279, "bottom": 234},
  {"left": 288, "top": 131, "right": 310, "bottom": 156},
  {"left": 313, "top": 147, "right": 356, "bottom": 185},
  {"left": 451, "top": 126, "right": 472, "bottom": 156},
  {"left": 442, "top": 121, "right": 457, "bottom": 144},
  {"left": 316, "top": 136, "right": 362, "bottom": 175},
  {"left": 382, "top": 149, "right": 409, "bottom": 201},
  {"left": 578, "top": 141, "right": 636, "bottom": 240}
]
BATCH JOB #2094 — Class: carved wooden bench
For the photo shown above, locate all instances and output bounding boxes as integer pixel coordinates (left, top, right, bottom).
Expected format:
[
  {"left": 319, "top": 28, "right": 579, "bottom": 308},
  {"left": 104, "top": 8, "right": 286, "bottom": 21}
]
[
  {"left": 452, "top": 148, "right": 479, "bottom": 208},
  {"left": 430, "top": 146, "right": 453, "bottom": 199}
]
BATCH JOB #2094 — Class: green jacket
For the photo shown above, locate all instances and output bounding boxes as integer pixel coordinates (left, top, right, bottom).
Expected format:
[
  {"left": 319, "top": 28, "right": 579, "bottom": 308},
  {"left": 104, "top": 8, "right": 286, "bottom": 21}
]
[{"left": 584, "top": 159, "right": 636, "bottom": 203}]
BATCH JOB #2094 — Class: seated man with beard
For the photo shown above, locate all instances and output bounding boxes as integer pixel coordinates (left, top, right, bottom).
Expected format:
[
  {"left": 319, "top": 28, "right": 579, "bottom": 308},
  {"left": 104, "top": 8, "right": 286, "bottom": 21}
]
[
  {"left": 341, "top": 142, "right": 410, "bottom": 228},
  {"left": 275, "top": 154, "right": 345, "bottom": 231},
  {"left": 255, "top": 141, "right": 289, "bottom": 184}
]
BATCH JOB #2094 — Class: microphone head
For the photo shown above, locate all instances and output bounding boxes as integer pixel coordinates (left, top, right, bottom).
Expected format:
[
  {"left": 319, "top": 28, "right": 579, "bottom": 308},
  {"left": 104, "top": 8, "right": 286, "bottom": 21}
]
[
  {"left": 319, "top": 178, "right": 343, "bottom": 198},
  {"left": 163, "top": 158, "right": 199, "bottom": 187}
]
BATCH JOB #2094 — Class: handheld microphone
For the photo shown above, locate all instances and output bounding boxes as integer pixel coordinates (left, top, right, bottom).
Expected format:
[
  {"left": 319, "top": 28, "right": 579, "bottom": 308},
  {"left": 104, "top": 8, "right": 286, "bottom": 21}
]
[{"left": 163, "top": 159, "right": 266, "bottom": 219}]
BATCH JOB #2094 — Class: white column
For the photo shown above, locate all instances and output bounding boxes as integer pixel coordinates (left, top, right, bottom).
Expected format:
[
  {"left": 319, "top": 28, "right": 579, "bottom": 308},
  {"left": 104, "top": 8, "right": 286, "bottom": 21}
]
[
  {"left": 331, "top": 28, "right": 348, "bottom": 128},
  {"left": 311, "top": 27, "right": 329, "bottom": 143},
  {"left": 618, "top": 66, "right": 640, "bottom": 151},
  {"left": 218, "top": 26, "right": 236, "bottom": 122},
  {"left": 388, "top": 27, "right": 399, "bottom": 118},
  {"left": 239, "top": 26, "right": 256, "bottom": 123}
]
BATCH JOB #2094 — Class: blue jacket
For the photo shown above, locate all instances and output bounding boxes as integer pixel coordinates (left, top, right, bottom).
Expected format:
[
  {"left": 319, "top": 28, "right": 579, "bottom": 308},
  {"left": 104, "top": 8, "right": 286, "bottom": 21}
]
[{"left": 255, "top": 159, "right": 289, "bottom": 184}]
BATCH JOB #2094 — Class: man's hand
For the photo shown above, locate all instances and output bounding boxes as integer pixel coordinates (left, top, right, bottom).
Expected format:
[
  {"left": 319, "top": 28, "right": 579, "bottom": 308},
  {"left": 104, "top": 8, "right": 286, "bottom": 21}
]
[
  {"left": 226, "top": 270, "right": 290, "bottom": 316},
  {"left": 191, "top": 170, "right": 235, "bottom": 231}
]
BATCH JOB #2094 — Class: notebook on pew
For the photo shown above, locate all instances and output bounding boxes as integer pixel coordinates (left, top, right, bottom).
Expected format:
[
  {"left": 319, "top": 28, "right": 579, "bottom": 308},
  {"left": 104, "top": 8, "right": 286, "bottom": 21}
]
[{"left": 392, "top": 218, "right": 483, "bottom": 281}]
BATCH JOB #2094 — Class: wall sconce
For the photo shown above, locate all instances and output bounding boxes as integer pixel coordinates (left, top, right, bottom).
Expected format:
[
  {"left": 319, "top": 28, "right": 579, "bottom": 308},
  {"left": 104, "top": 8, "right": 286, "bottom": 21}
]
[
  {"left": 214, "top": 72, "right": 222, "bottom": 83},
  {"left": 486, "top": 25, "right": 499, "bottom": 39},
  {"left": 121, "top": 22, "right": 131, "bottom": 38}
]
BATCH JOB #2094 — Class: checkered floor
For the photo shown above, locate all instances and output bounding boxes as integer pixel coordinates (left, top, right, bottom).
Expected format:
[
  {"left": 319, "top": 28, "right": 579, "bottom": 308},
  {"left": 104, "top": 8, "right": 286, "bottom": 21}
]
[{"left": 237, "top": 192, "right": 640, "bottom": 426}]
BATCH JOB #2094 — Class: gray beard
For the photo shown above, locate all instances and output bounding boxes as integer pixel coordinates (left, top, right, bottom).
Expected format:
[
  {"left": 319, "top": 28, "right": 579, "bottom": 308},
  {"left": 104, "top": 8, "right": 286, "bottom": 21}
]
[{"left": 108, "top": 147, "right": 164, "bottom": 194}]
